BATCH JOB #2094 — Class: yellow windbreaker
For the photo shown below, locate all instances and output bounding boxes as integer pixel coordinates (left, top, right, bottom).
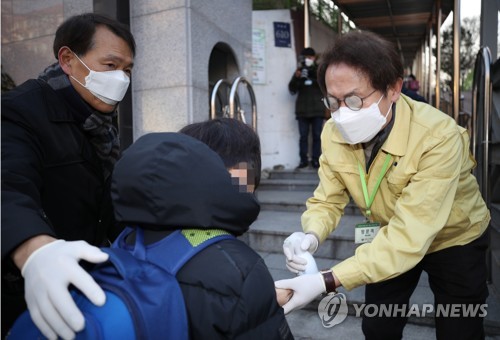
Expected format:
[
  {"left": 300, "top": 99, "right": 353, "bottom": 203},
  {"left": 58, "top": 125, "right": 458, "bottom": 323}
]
[{"left": 303, "top": 94, "right": 490, "bottom": 291}]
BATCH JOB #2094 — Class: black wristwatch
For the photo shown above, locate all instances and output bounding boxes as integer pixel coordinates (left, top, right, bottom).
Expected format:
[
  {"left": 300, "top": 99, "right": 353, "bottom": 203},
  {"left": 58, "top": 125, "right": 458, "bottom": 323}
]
[{"left": 320, "top": 269, "right": 338, "bottom": 294}]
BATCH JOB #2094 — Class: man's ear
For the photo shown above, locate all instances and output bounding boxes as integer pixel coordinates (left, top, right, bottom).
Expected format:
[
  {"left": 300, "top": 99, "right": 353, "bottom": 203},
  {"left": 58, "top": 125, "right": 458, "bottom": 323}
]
[
  {"left": 58, "top": 46, "right": 74, "bottom": 75},
  {"left": 389, "top": 78, "right": 404, "bottom": 102}
]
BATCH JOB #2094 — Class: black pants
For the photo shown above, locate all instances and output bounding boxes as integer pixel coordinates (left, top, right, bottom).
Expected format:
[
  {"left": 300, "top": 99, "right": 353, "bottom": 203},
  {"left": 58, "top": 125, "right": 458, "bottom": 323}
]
[
  {"left": 362, "top": 232, "right": 489, "bottom": 340},
  {"left": 297, "top": 117, "right": 323, "bottom": 164}
]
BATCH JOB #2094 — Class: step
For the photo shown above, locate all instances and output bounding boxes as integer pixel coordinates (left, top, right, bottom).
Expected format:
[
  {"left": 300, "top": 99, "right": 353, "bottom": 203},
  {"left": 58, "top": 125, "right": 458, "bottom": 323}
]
[
  {"left": 258, "top": 178, "right": 319, "bottom": 192},
  {"left": 263, "top": 168, "right": 319, "bottom": 181},
  {"left": 248, "top": 210, "right": 365, "bottom": 260},
  {"left": 285, "top": 308, "right": 437, "bottom": 340},
  {"left": 284, "top": 302, "right": 500, "bottom": 339},
  {"left": 256, "top": 190, "right": 361, "bottom": 216},
  {"left": 260, "top": 252, "right": 500, "bottom": 337},
  {"left": 256, "top": 190, "right": 311, "bottom": 213}
]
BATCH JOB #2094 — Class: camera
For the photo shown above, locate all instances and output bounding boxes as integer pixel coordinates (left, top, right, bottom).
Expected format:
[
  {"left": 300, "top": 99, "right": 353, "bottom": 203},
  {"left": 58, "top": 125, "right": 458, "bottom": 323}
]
[{"left": 297, "top": 56, "right": 309, "bottom": 79}]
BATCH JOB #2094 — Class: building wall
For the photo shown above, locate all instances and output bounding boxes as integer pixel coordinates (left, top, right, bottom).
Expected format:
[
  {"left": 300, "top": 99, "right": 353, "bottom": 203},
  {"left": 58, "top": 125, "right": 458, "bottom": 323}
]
[
  {"left": 252, "top": 10, "right": 299, "bottom": 170},
  {"left": 1, "top": 0, "right": 92, "bottom": 85},
  {"left": 129, "top": 0, "right": 252, "bottom": 138},
  {"left": 252, "top": 9, "right": 336, "bottom": 170}
]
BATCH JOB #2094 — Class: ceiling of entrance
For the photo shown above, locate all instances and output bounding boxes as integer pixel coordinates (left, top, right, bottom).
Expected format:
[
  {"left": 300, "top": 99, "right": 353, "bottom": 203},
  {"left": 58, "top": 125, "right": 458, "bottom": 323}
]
[{"left": 333, "top": 0, "right": 455, "bottom": 68}]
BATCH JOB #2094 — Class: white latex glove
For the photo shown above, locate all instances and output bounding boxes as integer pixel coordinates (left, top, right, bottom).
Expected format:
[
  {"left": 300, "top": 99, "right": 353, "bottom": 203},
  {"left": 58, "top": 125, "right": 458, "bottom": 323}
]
[
  {"left": 21, "top": 239, "right": 109, "bottom": 340},
  {"left": 283, "top": 232, "right": 319, "bottom": 273},
  {"left": 274, "top": 272, "right": 326, "bottom": 314}
]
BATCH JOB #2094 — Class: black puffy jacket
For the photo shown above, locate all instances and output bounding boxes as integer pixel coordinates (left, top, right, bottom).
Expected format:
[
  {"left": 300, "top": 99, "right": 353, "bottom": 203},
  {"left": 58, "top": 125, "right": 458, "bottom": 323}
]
[{"left": 111, "top": 133, "right": 294, "bottom": 339}]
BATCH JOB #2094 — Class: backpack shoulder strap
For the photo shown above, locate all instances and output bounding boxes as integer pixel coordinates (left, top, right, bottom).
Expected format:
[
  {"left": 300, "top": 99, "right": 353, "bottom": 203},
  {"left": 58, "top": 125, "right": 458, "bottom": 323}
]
[{"left": 145, "top": 229, "right": 235, "bottom": 274}]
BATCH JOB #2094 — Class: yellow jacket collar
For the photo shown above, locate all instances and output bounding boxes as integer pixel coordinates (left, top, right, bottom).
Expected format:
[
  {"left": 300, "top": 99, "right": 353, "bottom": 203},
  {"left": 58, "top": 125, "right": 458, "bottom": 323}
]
[{"left": 381, "top": 94, "right": 412, "bottom": 157}]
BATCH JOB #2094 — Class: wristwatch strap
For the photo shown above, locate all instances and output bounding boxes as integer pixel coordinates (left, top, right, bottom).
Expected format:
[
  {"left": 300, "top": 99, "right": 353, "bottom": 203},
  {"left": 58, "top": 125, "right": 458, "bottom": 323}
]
[{"left": 320, "top": 269, "right": 337, "bottom": 293}]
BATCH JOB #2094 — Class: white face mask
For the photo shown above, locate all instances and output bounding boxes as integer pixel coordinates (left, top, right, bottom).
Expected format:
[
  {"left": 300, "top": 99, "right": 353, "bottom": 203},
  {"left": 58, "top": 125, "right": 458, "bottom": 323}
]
[
  {"left": 331, "top": 94, "right": 391, "bottom": 144},
  {"left": 71, "top": 52, "right": 130, "bottom": 106},
  {"left": 304, "top": 58, "right": 314, "bottom": 67}
]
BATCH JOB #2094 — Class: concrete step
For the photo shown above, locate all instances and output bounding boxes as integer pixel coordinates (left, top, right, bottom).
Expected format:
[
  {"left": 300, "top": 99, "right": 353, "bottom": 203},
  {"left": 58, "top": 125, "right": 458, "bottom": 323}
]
[
  {"left": 260, "top": 251, "right": 500, "bottom": 338},
  {"left": 285, "top": 306, "right": 500, "bottom": 339},
  {"left": 248, "top": 210, "right": 364, "bottom": 260},
  {"left": 258, "top": 178, "right": 319, "bottom": 192},
  {"left": 263, "top": 168, "right": 319, "bottom": 181},
  {"left": 256, "top": 190, "right": 362, "bottom": 216},
  {"left": 256, "top": 190, "right": 311, "bottom": 213},
  {"left": 285, "top": 309, "right": 437, "bottom": 340}
]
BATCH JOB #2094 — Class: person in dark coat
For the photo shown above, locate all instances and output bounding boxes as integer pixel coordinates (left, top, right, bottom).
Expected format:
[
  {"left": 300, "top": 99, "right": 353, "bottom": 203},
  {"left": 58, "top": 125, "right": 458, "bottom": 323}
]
[
  {"left": 288, "top": 47, "right": 326, "bottom": 169},
  {"left": 401, "top": 86, "right": 428, "bottom": 103},
  {"left": 110, "top": 118, "right": 293, "bottom": 339},
  {"left": 1, "top": 13, "right": 135, "bottom": 339}
]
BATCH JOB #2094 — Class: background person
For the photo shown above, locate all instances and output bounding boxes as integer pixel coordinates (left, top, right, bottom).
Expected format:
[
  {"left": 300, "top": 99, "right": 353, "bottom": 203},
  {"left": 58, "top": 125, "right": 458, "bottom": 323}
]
[
  {"left": 1, "top": 13, "right": 135, "bottom": 339},
  {"left": 275, "top": 30, "right": 490, "bottom": 340},
  {"left": 402, "top": 74, "right": 427, "bottom": 103},
  {"left": 404, "top": 74, "right": 420, "bottom": 92},
  {"left": 288, "top": 47, "right": 325, "bottom": 169},
  {"left": 401, "top": 86, "right": 427, "bottom": 103}
]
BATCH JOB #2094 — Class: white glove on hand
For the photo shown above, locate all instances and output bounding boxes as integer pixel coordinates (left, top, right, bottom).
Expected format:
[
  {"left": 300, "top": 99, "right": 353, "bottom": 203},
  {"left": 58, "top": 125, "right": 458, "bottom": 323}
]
[
  {"left": 274, "top": 272, "right": 326, "bottom": 314},
  {"left": 283, "top": 232, "right": 319, "bottom": 273},
  {"left": 21, "top": 240, "right": 109, "bottom": 340}
]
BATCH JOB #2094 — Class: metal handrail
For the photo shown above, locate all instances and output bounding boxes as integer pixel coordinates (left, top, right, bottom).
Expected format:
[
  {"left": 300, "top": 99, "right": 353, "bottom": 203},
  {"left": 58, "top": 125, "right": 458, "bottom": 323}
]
[
  {"left": 229, "top": 76, "right": 258, "bottom": 131},
  {"left": 471, "top": 46, "right": 492, "bottom": 205},
  {"left": 210, "top": 79, "right": 232, "bottom": 120}
]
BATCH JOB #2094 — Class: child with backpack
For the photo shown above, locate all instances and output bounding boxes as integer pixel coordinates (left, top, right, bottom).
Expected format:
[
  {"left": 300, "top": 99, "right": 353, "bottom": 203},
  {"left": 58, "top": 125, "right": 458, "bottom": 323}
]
[{"left": 8, "top": 118, "right": 292, "bottom": 340}]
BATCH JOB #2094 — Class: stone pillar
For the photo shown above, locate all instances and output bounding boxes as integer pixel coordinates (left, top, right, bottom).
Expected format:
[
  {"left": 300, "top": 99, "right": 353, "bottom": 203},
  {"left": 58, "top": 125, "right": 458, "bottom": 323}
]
[
  {"left": 129, "top": 0, "right": 252, "bottom": 138},
  {"left": 1, "top": 0, "right": 92, "bottom": 85}
]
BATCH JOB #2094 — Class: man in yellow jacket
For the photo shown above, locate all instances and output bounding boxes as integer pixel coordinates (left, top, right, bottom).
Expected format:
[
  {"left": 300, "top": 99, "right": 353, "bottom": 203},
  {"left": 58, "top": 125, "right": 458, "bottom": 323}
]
[{"left": 275, "top": 30, "right": 490, "bottom": 340}]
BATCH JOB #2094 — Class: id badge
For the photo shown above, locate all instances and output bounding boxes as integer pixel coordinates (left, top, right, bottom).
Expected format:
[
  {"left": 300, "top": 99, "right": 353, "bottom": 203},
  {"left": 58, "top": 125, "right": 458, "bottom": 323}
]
[{"left": 355, "top": 221, "right": 380, "bottom": 244}]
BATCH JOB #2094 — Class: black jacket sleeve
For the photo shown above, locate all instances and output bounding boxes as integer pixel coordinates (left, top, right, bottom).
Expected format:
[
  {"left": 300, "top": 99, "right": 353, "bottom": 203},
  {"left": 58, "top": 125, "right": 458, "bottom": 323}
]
[
  {"left": 1, "top": 82, "right": 57, "bottom": 260},
  {"left": 288, "top": 72, "right": 301, "bottom": 95},
  {"left": 229, "top": 258, "right": 294, "bottom": 340},
  {"left": 178, "top": 240, "right": 294, "bottom": 340},
  {"left": 1, "top": 79, "right": 115, "bottom": 260}
]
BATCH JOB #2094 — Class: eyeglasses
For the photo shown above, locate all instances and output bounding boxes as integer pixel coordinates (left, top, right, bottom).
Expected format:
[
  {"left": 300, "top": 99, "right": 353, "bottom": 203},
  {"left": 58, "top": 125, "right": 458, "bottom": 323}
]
[{"left": 322, "top": 89, "right": 378, "bottom": 111}]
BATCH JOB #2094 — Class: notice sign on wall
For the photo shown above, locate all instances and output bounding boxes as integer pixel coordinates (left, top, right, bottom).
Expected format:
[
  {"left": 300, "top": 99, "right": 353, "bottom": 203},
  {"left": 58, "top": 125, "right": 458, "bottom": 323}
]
[
  {"left": 273, "top": 22, "right": 291, "bottom": 48},
  {"left": 252, "top": 28, "right": 266, "bottom": 84}
]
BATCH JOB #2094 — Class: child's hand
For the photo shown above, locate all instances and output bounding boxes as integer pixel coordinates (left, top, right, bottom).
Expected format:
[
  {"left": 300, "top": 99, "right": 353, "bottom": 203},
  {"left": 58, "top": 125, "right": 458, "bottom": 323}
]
[{"left": 275, "top": 287, "right": 293, "bottom": 306}]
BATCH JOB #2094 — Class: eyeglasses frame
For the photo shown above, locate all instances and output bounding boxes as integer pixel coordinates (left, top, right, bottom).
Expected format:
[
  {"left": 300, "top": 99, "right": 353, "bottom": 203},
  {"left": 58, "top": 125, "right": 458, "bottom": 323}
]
[{"left": 322, "top": 89, "right": 378, "bottom": 112}]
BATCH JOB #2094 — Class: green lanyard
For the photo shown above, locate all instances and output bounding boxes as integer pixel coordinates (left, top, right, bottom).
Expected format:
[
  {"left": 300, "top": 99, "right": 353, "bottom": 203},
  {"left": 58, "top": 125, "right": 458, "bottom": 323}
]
[{"left": 357, "top": 153, "right": 392, "bottom": 219}]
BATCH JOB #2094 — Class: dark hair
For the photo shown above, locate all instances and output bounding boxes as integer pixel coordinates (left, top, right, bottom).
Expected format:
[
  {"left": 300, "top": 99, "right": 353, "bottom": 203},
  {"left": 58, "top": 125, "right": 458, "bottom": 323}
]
[
  {"left": 301, "top": 47, "right": 316, "bottom": 56},
  {"left": 53, "top": 13, "right": 136, "bottom": 59},
  {"left": 179, "top": 118, "right": 262, "bottom": 189},
  {"left": 317, "top": 30, "right": 404, "bottom": 95}
]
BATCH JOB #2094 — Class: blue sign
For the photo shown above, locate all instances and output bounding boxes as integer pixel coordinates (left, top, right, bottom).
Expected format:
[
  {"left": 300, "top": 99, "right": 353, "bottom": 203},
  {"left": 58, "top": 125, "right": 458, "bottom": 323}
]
[{"left": 273, "top": 22, "right": 291, "bottom": 48}]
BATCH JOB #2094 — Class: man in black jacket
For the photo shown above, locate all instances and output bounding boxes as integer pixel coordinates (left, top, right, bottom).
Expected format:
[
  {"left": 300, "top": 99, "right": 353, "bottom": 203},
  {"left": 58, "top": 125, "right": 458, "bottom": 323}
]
[
  {"left": 110, "top": 118, "right": 293, "bottom": 339},
  {"left": 1, "top": 13, "right": 135, "bottom": 339},
  {"left": 288, "top": 47, "right": 325, "bottom": 169}
]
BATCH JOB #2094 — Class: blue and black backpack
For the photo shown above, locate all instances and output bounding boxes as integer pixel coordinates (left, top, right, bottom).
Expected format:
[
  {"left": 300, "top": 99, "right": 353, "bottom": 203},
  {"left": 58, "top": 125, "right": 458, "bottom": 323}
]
[{"left": 8, "top": 227, "right": 234, "bottom": 339}]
